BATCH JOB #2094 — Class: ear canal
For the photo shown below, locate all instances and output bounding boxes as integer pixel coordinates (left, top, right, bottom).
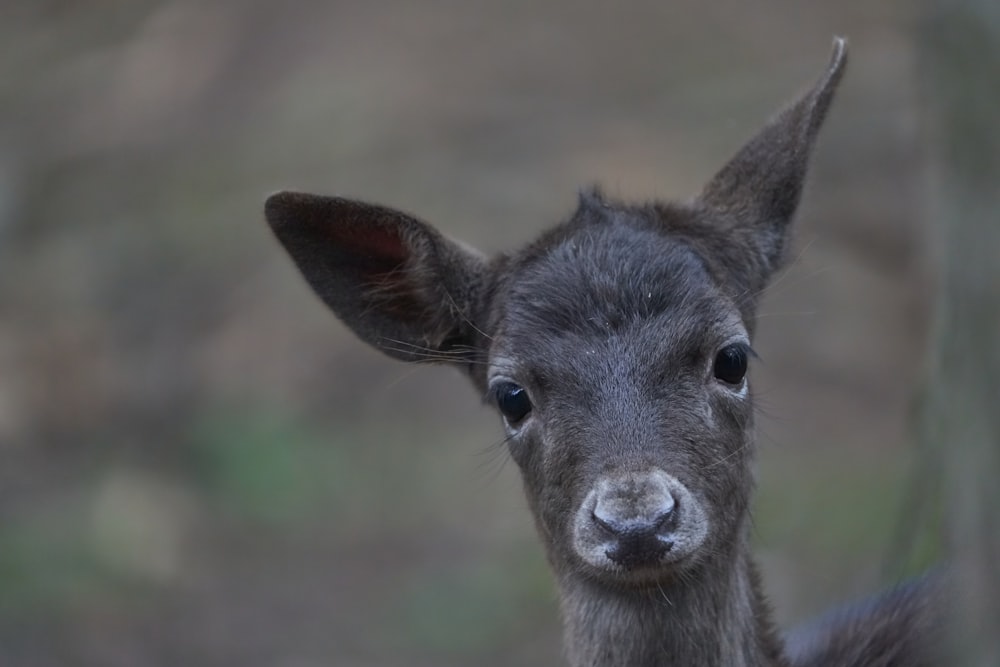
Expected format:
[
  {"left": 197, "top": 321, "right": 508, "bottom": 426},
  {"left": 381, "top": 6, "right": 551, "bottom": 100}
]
[
  {"left": 698, "top": 38, "right": 848, "bottom": 278},
  {"left": 265, "top": 191, "right": 488, "bottom": 364}
]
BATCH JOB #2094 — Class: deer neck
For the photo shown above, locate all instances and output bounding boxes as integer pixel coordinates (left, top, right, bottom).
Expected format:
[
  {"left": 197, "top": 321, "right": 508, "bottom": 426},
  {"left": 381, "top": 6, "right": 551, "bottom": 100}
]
[{"left": 556, "top": 533, "right": 787, "bottom": 667}]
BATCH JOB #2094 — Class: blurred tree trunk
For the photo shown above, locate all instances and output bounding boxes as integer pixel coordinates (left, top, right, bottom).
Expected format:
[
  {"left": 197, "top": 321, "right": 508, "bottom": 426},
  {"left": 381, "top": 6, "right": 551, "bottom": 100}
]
[{"left": 919, "top": 2, "right": 1000, "bottom": 664}]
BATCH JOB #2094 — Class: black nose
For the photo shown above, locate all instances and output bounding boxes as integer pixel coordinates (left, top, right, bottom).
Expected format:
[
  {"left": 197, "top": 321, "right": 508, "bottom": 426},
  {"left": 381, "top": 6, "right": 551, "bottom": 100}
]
[{"left": 592, "top": 498, "right": 676, "bottom": 570}]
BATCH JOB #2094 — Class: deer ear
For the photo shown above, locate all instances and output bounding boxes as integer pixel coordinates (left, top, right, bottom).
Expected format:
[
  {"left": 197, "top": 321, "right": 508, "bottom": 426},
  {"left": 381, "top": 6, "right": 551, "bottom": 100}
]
[
  {"left": 697, "top": 38, "right": 848, "bottom": 284},
  {"left": 265, "top": 191, "right": 489, "bottom": 363}
]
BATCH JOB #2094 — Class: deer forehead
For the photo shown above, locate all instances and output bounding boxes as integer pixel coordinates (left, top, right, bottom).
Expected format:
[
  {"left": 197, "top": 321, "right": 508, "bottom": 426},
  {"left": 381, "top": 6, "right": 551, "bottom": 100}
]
[{"left": 491, "top": 221, "right": 747, "bottom": 375}]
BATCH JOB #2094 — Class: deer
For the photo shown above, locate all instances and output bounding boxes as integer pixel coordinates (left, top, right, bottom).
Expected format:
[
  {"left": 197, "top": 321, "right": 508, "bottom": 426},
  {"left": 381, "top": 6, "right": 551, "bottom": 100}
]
[{"left": 264, "top": 39, "right": 943, "bottom": 666}]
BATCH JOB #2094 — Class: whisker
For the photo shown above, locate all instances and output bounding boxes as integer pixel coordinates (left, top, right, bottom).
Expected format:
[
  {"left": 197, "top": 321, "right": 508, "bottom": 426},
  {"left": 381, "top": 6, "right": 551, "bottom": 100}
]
[
  {"left": 655, "top": 582, "right": 674, "bottom": 608},
  {"left": 380, "top": 337, "right": 473, "bottom": 356},
  {"left": 376, "top": 343, "right": 489, "bottom": 365},
  {"left": 705, "top": 441, "right": 753, "bottom": 470},
  {"left": 443, "top": 288, "right": 494, "bottom": 342},
  {"left": 473, "top": 433, "right": 515, "bottom": 487},
  {"left": 380, "top": 363, "right": 430, "bottom": 391}
]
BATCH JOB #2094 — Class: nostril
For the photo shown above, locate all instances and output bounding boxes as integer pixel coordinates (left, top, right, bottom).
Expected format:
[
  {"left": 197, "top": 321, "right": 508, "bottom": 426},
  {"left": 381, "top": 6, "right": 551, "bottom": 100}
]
[
  {"left": 591, "top": 510, "right": 616, "bottom": 536},
  {"left": 652, "top": 501, "right": 677, "bottom": 533},
  {"left": 591, "top": 494, "right": 677, "bottom": 539}
]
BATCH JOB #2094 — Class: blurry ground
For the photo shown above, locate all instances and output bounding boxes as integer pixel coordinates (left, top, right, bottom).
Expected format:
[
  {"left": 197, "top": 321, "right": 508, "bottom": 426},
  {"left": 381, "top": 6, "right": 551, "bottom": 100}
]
[{"left": 0, "top": 1, "right": 933, "bottom": 665}]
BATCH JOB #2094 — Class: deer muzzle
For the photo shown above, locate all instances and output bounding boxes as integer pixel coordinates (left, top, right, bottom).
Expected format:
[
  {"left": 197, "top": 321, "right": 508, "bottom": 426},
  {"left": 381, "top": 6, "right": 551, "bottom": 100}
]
[{"left": 571, "top": 469, "right": 710, "bottom": 576}]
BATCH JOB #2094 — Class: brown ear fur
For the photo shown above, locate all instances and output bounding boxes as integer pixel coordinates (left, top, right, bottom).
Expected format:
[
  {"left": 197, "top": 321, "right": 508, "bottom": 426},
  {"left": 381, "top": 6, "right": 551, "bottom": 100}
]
[{"left": 265, "top": 191, "right": 488, "bottom": 363}]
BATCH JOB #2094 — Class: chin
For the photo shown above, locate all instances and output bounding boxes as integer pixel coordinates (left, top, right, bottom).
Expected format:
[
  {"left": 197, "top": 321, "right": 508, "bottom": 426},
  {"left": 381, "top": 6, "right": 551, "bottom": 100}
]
[{"left": 575, "top": 544, "right": 705, "bottom": 590}]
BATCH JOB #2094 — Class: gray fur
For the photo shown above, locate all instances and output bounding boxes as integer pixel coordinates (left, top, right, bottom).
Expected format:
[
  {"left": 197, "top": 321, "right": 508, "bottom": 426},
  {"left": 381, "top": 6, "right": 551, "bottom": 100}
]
[{"left": 265, "top": 38, "right": 942, "bottom": 666}]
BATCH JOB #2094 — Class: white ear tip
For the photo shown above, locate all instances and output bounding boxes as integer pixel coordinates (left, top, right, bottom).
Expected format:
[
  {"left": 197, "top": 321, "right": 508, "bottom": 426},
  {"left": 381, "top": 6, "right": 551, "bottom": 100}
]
[{"left": 830, "top": 36, "right": 848, "bottom": 65}]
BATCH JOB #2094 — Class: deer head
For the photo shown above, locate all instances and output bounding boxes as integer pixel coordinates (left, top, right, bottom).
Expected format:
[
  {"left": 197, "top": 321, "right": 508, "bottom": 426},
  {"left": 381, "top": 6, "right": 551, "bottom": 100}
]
[{"left": 266, "top": 39, "right": 845, "bottom": 608}]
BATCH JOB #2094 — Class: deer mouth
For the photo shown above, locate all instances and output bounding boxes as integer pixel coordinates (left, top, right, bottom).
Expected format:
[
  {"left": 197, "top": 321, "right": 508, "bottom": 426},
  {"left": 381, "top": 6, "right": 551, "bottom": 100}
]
[{"left": 571, "top": 469, "right": 710, "bottom": 581}]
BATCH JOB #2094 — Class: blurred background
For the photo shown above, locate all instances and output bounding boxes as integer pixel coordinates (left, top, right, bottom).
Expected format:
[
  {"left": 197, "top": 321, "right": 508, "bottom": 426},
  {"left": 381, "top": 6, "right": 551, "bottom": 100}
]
[{"left": 0, "top": 1, "right": 944, "bottom": 665}]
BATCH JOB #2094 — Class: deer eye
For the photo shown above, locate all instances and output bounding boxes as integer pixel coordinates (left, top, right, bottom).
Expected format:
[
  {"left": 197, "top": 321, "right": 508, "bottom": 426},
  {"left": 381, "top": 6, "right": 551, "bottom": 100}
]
[
  {"left": 492, "top": 382, "right": 533, "bottom": 425},
  {"left": 713, "top": 344, "right": 749, "bottom": 385}
]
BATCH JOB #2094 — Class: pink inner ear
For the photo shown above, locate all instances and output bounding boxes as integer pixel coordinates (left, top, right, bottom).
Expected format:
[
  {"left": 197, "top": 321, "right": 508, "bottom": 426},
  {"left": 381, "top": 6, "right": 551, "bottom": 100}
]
[
  {"left": 326, "top": 223, "right": 410, "bottom": 266},
  {"left": 321, "top": 223, "right": 423, "bottom": 322}
]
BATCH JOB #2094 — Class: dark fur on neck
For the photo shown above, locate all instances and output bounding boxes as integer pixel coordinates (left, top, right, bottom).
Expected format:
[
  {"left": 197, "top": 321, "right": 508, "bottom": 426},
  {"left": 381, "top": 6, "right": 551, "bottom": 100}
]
[{"left": 559, "top": 532, "right": 788, "bottom": 667}]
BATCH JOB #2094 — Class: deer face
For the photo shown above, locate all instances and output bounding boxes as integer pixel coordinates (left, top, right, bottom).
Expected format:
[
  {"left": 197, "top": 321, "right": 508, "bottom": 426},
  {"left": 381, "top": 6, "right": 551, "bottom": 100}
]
[{"left": 486, "top": 205, "right": 755, "bottom": 585}]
